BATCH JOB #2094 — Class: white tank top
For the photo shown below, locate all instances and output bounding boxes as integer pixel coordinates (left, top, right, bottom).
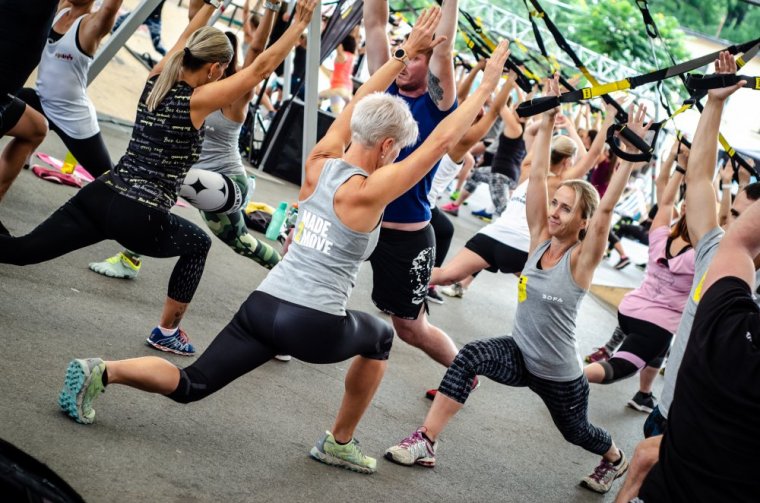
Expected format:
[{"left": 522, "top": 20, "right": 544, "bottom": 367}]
[
  {"left": 36, "top": 9, "right": 99, "bottom": 139},
  {"left": 427, "top": 154, "right": 463, "bottom": 207},
  {"left": 478, "top": 179, "right": 530, "bottom": 252}
]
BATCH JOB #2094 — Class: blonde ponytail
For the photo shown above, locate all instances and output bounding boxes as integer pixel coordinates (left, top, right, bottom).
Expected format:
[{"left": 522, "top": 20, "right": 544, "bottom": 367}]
[
  {"left": 146, "top": 51, "right": 184, "bottom": 112},
  {"left": 145, "top": 26, "right": 233, "bottom": 112}
]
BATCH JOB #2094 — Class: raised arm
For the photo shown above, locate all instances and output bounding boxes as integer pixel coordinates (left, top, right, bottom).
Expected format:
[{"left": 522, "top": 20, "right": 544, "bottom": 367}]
[
  {"left": 456, "top": 59, "right": 484, "bottom": 104},
  {"left": 427, "top": 0, "right": 458, "bottom": 111},
  {"left": 79, "top": 0, "right": 123, "bottom": 55},
  {"left": 191, "top": 0, "right": 317, "bottom": 120},
  {"left": 360, "top": 41, "right": 510, "bottom": 209},
  {"left": 363, "top": 0, "right": 390, "bottom": 74},
  {"left": 526, "top": 76, "right": 560, "bottom": 253},
  {"left": 150, "top": 1, "right": 217, "bottom": 78},
  {"left": 243, "top": 0, "right": 279, "bottom": 66},
  {"left": 232, "top": 1, "right": 281, "bottom": 111},
  {"left": 650, "top": 156, "right": 686, "bottom": 231},
  {"left": 306, "top": 8, "right": 446, "bottom": 167},
  {"left": 573, "top": 104, "right": 649, "bottom": 287},
  {"left": 450, "top": 74, "right": 514, "bottom": 159},
  {"left": 685, "top": 51, "right": 746, "bottom": 244},
  {"left": 704, "top": 197, "right": 760, "bottom": 291},
  {"left": 656, "top": 140, "right": 679, "bottom": 204},
  {"left": 563, "top": 104, "right": 616, "bottom": 180},
  {"left": 718, "top": 161, "right": 733, "bottom": 227}
]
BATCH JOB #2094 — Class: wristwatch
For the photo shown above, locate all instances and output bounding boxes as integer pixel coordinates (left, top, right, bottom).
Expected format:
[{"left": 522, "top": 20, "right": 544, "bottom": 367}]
[
  {"left": 392, "top": 47, "right": 410, "bottom": 66},
  {"left": 204, "top": 0, "right": 222, "bottom": 8},
  {"left": 264, "top": 1, "right": 281, "bottom": 11}
]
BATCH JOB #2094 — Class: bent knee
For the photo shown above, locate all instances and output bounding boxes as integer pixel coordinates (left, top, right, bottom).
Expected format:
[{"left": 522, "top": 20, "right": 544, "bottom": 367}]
[{"left": 166, "top": 368, "right": 211, "bottom": 404}]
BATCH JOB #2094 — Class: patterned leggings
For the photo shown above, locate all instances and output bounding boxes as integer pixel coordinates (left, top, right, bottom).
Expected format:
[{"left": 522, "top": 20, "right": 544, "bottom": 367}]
[
  {"left": 438, "top": 336, "right": 612, "bottom": 456},
  {"left": 464, "top": 167, "right": 513, "bottom": 216},
  {"left": 126, "top": 173, "right": 281, "bottom": 270}
]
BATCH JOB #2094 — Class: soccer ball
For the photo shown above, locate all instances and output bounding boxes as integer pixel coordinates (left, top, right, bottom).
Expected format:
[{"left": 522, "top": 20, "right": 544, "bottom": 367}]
[{"left": 179, "top": 170, "right": 229, "bottom": 211}]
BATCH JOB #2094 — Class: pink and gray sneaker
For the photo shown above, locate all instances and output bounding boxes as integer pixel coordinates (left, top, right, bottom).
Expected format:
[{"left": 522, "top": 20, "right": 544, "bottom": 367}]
[
  {"left": 385, "top": 429, "right": 437, "bottom": 467},
  {"left": 440, "top": 202, "right": 460, "bottom": 217},
  {"left": 580, "top": 451, "right": 629, "bottom": 493}
]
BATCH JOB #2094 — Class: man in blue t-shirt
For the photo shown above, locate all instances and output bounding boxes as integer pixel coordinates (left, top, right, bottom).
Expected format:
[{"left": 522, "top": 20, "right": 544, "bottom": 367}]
[{"left": 364, "top": 0, "right": 459, "bottom": 395}]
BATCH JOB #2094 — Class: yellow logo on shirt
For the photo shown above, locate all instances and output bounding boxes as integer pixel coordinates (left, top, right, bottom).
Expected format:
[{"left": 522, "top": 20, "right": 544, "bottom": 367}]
[
  {"left": 518, "top": 275, "right": 528, "bottom": 303},
  {"left": 693, "top": 272, "right": 707, "bottom": 303}
]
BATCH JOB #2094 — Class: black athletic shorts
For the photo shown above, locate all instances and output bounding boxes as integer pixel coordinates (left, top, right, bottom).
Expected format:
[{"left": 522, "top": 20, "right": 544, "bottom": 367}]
[
  {"left": 0, "top": 94, "right": 26, "bottom": 137},
  {"left": 369, "top": 225, "right": 435, "bottom": 320},
  {"left": 465, "top": 233, "right": 529, "bottom": 274}
]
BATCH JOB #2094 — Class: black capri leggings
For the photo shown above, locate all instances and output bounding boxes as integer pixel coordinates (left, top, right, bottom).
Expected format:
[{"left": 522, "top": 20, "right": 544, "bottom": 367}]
[
  {"left": 598, "top": 312, "right": 673, "bottom": 384},
  {"left": 16, "top": 88, "right": 113, "bottom": 178},
  {"left": 168, "top": 291, "right": 394, "bottom": 403},
  {"left": 438, "top": 336, "right": 612, "bottom": 456},
  {"left": 0, "top": 179, "right": 211, "bottom": 303},
  {"left": 430, "top": 207, "right": 453, "bottom": 267},
  {"left": 465, "top": 233, "right": 529, "bottom": 275}
]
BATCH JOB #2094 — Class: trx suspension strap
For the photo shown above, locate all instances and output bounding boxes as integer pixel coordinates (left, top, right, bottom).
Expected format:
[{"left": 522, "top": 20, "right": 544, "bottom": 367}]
[
  {"left": 517, "top": 37, "right": 760, "bottom": 117},
  {"left": 634, "top": 0, "right": 759, "bottom": 178},
  {"left": 456, "top": 9, "right": 535, "bottom": 92},
  {"left": 520, "top": 0, "right": 629, "bottom": 122}
]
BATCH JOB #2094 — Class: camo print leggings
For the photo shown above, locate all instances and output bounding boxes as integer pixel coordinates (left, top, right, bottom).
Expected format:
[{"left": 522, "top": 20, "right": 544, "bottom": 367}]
[{"left": 199, "top": 174, "right": 281, "bottom": 270}]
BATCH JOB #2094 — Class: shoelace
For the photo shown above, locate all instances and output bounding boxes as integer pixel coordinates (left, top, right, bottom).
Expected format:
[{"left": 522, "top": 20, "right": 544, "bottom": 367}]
[
  {"left": 591, "top": 460, "right": 615, "bottom": 482},
  {"left": 399, "top": 432, "right": 431, "bottom": 457},
  {"left": 177, "top": 330, "right": 190, "bottom": 346}
]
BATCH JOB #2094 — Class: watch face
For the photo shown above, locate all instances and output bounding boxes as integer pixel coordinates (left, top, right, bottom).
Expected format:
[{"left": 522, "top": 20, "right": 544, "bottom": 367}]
[{"left": 394, "top": 48, "right": 405, "bottom": 58}]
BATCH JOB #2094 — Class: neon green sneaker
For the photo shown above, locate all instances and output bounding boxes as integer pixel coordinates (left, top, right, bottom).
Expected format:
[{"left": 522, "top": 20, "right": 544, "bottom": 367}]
[
  {"left": 58, "top": 358, "right": 106, "bottom": 424},
  {"left": 89, "top": 252, "right": 141, "bottom": 279},
  {"left": 309, "top": 431, "right": 377, "bottom": 474}
]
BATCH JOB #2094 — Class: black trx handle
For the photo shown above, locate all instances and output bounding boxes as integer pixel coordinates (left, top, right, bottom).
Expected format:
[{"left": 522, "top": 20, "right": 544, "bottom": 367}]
[
  {"left": 516, "top": 95, "right": 561, "bottom": 117},
  {"left": 606, "top": 124, "right": 655, "bottom": 163},
  {"left": 685, "top": 73, "right": 760, "bottom": 91},
  {"left": 635, "top": 0, "right": 659, "bottom": 39}
]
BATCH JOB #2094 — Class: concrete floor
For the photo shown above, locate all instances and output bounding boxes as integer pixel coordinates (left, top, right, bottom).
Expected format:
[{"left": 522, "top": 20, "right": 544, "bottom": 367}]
[{"left": 0, "top": 122, "right": 655, "bottom": 502}]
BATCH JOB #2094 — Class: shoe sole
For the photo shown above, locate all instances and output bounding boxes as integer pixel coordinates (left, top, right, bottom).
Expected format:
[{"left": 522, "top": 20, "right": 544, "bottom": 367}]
[
  {"left": 145, "top": 338, "right": 195, "bottom": 356},
  {"left": 626, "top": 400, "right": 654, "bottom": 413},
  {"left": 384, "top": 451, "right": 436, "bottom": 468},
  {"left": 58, "top": 360, "right": 93, "bottom": 424},
  {"left": 579, "top": 458, "right": 630, "bottom": 494},
  {"left": 88, "top": 263, "right": 139, "bottom": 279},
  {"left": 309, "top": 447, "right": 376, "bottom": 474},
  {"left": 426, "top": 296, "right": 444, "bottom": 305}
]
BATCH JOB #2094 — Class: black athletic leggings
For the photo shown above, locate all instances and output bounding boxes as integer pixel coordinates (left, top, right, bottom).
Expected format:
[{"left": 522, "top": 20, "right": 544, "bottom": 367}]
[
  {"left": 168, "top": 291, "right": 394, "bottom": 403},
  {"left": 598, "top": 312, "right": 673, "bottom": 383},
  {"left": 0, "top": 179, "right": 210, "bottom": 303},
  {"left": 430, "top": 207, "right": 453, "bottom": 267},
  {"left": 17, "top": 88, "right": 113, "bottom": 178},
  {"left": 438, "top": 336, "right": 612, "bottom": 456}
]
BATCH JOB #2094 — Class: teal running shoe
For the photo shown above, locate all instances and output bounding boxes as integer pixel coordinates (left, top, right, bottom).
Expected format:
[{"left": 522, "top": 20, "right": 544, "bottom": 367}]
[
  {"left": 89, "top": 252, "right": 141, "bottom": 279},
  {"left": 58, "top": 358, "right": 106, "bottom": 424},
  {"left": 309, "top": 431, "right": 377, "bottom": 474}
]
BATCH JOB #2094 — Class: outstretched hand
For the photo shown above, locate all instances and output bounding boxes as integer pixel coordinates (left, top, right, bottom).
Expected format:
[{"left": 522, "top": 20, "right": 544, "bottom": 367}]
[
  {"left": 541, "top": 73, "right": 561, "bottom": 121},
  {"left": 404, "top": 7, "right": 447, "bottom": 58},
  {"left": 618, "top": 102, "right": 652, "bottom": 151},
  {"left": 709, "top": 51, "right": 747, "bottom": 101},
  {"left": 480, "top": 40, "right": 510, "bottom": 92},
  {"left": 294, "top": 0, "right": 318, "bottom": 25}
]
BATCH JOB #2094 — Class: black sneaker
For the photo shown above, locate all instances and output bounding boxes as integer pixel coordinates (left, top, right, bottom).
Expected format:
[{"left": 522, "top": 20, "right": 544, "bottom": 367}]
[
  {"left": 426, "top": 286, "right": 445, "bottom": 305},
  {"left": 614, "top": 256, "right": 631, "bottom": 270},
  {"left": 627, "top": 391, "right": 656, "bottom": 413}
]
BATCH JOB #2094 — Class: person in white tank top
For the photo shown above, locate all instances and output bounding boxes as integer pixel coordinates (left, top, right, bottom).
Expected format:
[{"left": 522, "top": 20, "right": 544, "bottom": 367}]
[{"left": 17, "top": 0, "right": 124, "bottom": 179}]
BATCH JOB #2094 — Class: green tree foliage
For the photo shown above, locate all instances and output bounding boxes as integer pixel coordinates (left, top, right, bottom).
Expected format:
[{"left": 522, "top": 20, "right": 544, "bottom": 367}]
[{"left": 647, "top": 0, "right": 759, "bottom": 42}]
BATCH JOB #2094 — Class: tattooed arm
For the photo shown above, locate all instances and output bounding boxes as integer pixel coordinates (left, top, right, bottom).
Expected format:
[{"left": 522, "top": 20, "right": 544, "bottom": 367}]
[{"left": 427, "top": 0, "right": 458, "bottom": 110}]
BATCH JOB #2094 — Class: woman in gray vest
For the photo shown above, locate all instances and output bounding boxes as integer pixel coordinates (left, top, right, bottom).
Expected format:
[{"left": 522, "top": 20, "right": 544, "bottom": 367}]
[
  {"left": 55, "top": 11, "right": 510, "bottom": 475},
  {"left": 386, "top": 76, "right": 648, "bottom": 495}
]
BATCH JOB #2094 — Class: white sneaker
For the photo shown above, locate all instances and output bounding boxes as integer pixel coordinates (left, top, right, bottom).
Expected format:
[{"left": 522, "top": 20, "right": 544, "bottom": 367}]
[
  {"left": 440, "top": 283, "right": 465, "bottom": 298},
  {"left": 274, "top": 354, "right": 291, "bottom": 362}
]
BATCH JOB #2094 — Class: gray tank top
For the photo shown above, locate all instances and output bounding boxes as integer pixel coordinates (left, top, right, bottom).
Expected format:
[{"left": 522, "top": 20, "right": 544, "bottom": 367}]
[
  {"left": 257, "top": 159, "right": 380, "bottom": 316},
  {"left": 512, "top": 240, "right": 587, "bottom": 381},
  {"left": 192, "top": 109, "right": 245, "bottom": 177}
]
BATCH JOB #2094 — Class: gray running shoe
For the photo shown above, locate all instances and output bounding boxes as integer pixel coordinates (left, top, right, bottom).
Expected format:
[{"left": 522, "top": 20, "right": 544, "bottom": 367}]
[{"left": 580, "top": 451, "right": 629, "bottom": 493}]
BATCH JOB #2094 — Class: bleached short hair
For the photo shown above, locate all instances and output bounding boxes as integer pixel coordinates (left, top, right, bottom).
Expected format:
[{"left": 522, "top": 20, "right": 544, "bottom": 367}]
[{"left": 350, "top": 92, "right": 419, "bottom": 150}]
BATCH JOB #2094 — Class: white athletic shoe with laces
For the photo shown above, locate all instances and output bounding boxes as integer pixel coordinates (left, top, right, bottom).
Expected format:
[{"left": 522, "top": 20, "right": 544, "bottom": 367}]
[{"left": 385, "top": 429, "right": 437, "bottom": 467}]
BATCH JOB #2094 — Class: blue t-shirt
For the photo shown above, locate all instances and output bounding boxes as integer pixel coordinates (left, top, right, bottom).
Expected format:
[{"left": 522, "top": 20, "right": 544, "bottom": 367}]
[{"left": 384, "top": 82, "right": 456, "bottom": 223}]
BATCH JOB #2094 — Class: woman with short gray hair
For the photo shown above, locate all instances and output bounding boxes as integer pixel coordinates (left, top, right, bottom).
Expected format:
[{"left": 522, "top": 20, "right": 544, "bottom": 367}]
[{"left": 56, "top": 9, "right": 510, "bottom": 475}]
